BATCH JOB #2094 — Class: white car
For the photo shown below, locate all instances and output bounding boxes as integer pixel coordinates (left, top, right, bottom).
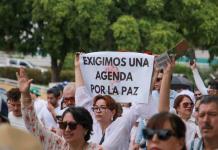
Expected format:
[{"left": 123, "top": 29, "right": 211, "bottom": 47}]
[{"left": 7, "top": 58, "right": 48, "bottom": 72}]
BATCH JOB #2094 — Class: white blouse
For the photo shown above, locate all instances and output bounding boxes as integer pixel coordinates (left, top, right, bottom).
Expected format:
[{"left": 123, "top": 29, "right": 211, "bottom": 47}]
[{"left": 75, "top": 86, "right": 157, "bottom": 150}]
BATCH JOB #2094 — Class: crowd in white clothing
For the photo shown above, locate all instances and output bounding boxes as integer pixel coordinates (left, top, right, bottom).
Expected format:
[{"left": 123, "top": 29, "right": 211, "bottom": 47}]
[{"left": 0, "top": 53, "right": 218, "bottom": 150}]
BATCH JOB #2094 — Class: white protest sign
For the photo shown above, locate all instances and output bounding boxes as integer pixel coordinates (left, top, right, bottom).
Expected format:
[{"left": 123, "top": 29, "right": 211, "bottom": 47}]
[{"left": 80, "top": 52, "right": 154, "bottom": 103}]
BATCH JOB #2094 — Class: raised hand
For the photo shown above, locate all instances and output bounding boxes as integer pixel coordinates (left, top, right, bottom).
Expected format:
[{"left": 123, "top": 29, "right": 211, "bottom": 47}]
[
  {"left": 190, "top": 59, "right": 197, "bottom": 70},
  {"left": 16, "top": 67, "right": 33, "bottom": 93},
  {"left": 74, "top": 52, "right": 81, "bottom": 68},
  {"left": 164, "top": 57, "right": 175, "bottom": 75}
]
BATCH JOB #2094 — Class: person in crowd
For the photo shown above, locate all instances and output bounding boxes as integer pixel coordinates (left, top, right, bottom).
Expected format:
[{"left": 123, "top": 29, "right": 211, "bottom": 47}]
[
  {"left": 54, "top": 82, "right": 76, "bottom": 119},
  {"left": 119, "top": 102, "right": 131, "bottom": 115},
  {"left": 153, "top": 69, "right": 177, "bottom": 109},
  {"left": 190, "top": 61, "right": 218, "bottom": 96},
  {"left": 194, "top": 89, "right": 202, "bottom": 101},
  {"left": 7, "top": 88, "right": 27, "bottom": 131},
  {"left": 0, "top": 98, "right": 9, "bottom": 123},
  {"left": 190, "top": 95, "right": 218, "bottom": 150},
  {"left": 134, "top": 66, "right": 178, "bottom": 149},
  {"left": 38, "top": 87, "right": 61, "bottom": 130},
  {"left": 56, "top": 84, "right": 64, "bottom": 99},
  {"left": 0, "top": 124, "right": 42, "bottom": 150},
  {"left": 7, "top": 100, "right": 13, "bottom": 112},
  {"left": 62, "top": 83, "right": 76, "bottom": 108},
  {"left": 116, "top": 102, "right": 123, "bottom": 117},
  {"left": 17, "top": 67, "right": 99, "bottom": 150},
  {"left": 158, "top": 61, "right": 200, "bottom": 149},
  {"left": 173, "top": 92, "right": 195, "bottom": 121},
  {"left": 75, "top": 53, "right": 157, "bottom": 150},
  {"left": 193, "top": 99, "right": 201, "bottom": 121},
  {"left": 143, "top": 112, "right": 186, "bottom": 150},
  {"left": 129, "top": 119, "right": 141, "bottom": 150},
  {"left": 30, "top": 86, "right": 47, "bottom": 117}
]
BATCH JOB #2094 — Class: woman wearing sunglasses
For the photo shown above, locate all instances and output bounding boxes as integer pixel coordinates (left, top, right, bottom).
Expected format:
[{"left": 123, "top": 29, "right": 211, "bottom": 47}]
[
  {"left": 17, "top": 68, "right": 99, "bottom": 150},
  {"left": 144, "top": 112, "right": 186, "bottom": 150},
  {"left": 159, "top": 62, "right": 200, "bottom": 149}
]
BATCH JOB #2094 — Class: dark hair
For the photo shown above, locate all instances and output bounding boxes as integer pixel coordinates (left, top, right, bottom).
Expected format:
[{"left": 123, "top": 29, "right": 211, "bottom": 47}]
[
  {"left": 93, "top": 95, "right": 119, "bottom": 121},
  {"left": 174, "top": 95, "right": 192, "bottom": 109},
  {"left": 62, "top": 107, "right": 93, "bottom": 141},
  {"left": 7, "top": 88, "right": 21, "bottom": 102},
  {"left": 208, "top": 80, "right": 218, "bottom": 90},
  {"left": 146, "top": 112, "right": 186, "bottom": 150},
  {"left": 47, "top": 87, "right": 60, "bottom": 98},
  {"left": 56, "top": 84, "right": 64, "bottom": 92},
  {"left": 116, "top": 102, "right": 123, "bottom": 117},
  {"left": 199, "top": 95, "right": 218, "bottom": 107}
]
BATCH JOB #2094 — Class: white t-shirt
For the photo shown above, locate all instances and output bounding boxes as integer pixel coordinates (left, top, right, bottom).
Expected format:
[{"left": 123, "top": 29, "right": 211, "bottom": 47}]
[
  {"left": 34, "top": 98, "right": 47, "bottom": 117},
  {"left": 75, "top": 86, "right": 157, "bottom": 150},
  {"left": 38, "top": 105, "right": 60, "bottom": 129},
  {"left": 8, "top": 112, "right": 27, "bottom": 131}
]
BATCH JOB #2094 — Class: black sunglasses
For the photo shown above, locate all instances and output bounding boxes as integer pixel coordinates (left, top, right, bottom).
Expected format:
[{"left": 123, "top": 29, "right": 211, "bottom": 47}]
[
  {"left": 59, "top": 121, "right": 78, "bottom": 130},
  {"left": 143, "top": 128, "right": 176, "bottom": 140}
]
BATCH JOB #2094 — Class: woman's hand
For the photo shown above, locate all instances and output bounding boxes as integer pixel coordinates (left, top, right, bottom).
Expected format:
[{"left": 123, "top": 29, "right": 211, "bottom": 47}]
[
  {"left": 190, "top": 60, "right": 197, "bottom": 70},
  {"left": 75, "top": 52, "right": 85, "bottom": 87},
  {"left": 74, "top": 52, "right": 81, "bottom": 68},
  {"left": 164, "top": 58, "right": 175, "bottom": 75},
  {"left": 16, "top": 67, "right": 33, "bottom": 93}
]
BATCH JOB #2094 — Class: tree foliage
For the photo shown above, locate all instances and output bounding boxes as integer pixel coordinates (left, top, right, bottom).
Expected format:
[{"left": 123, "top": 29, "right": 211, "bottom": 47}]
[{"left": 1, "top": 0, "right": 218, "bottom": 82}]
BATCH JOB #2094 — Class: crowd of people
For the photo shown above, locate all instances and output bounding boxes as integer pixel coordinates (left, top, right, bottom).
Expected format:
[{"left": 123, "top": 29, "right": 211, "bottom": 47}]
[{"left": 0, "top": 53, "right": 218, "bottom": 150}]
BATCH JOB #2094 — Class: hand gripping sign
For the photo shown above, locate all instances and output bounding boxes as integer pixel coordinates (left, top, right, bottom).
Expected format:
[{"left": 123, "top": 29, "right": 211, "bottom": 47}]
[{"left": 79, "top": 51, "right": 154, "bottom": 103}]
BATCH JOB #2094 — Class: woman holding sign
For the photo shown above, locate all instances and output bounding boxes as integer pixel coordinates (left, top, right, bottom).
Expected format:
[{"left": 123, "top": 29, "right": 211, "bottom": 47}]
[{"left": 75, "top": 53, "right": 158, "bottom": 150}]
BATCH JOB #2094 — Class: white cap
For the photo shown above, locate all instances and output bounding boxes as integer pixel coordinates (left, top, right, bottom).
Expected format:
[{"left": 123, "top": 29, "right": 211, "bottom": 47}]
[{"left": 175, "top": 90, "right": 196, "bottom": 103}]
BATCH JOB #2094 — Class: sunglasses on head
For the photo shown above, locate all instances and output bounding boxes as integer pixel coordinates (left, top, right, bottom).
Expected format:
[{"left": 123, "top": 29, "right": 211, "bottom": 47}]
[
  {"left": 59, "top": 121, "right": 78, "bottom": 130},
  {"left": 143, "top": 128, "right": 176, "bottom": 140},
  {"left": 182, "top": 102, "right": 194, "bottom": 108}
]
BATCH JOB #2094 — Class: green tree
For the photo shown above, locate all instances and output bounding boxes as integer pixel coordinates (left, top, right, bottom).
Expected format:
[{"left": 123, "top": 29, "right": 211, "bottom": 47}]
[
  {"left": 1, "top": 0, "right": 218, "bottom": 82},
  {"left": 111, "top": 15, "right": 141, "bottom": 51}
]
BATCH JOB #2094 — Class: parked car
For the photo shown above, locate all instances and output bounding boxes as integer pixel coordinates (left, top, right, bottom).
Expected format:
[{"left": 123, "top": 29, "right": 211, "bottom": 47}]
[{"left": 1, "top": 58, "right": 48, "bottom": 73}]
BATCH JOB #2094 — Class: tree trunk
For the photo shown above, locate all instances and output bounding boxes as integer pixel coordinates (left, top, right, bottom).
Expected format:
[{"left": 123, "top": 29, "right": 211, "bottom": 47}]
[
  {"left": 51, "top": 57, "right": 61, "bottom": 82},
  {"left": 50, "top": 53, "right": 66, "bottom": 82}
]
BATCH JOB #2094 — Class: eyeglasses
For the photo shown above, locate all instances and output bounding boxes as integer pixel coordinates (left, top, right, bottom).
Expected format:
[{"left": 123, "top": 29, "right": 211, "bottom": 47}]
[
  {"left": 64, "top": 96, "right": 75, "bottom": 101},
  {"left": 92, "top": 106, "right": 107, "bottom": 112},
  {"left": 59, "top": 121, "right": 78, "bottom": 130},
  {"left": 182, "top": 102, "right": 194, "bottom": 108},
  {"left": 63, "top": 96, "right": 75, "bottom": 103},
  {"left": 143, "top": 128, "right": 176, "bottom": 141}
]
